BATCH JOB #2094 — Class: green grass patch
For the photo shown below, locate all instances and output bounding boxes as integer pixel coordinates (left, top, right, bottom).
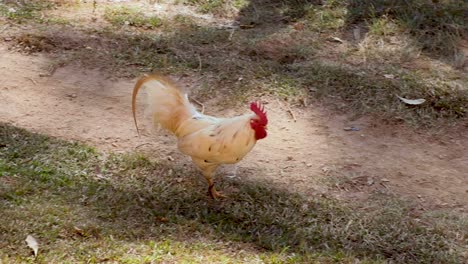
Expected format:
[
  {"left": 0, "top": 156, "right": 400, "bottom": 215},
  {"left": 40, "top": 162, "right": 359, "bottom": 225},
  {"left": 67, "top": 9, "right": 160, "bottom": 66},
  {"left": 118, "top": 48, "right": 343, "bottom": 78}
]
[
  {"left": 305, "top": 2, "right": 347, "bottom": 31},
  {"left": 182, "top": 0, "right": 249, "bottom": 16},
  {"left": 0, "top": 123, "right": 465, "bottom": 263},
  {"left": 41, "top": 16, "right": 72, "bottom": 25},
  {"left": 196, "top": 0, "right": 227, "bottom": 14},
  {"left": 104, "top": 6, "right": 162, "bottom": 29},
  {"left": 0, "top": 0, "right": 55, "bottom": 23},
  {"left": 368, "top": 15, "right": 401, "bottom": 37},
  {"left": 347, "top": 0, "right": 467, "bottom": 56}
]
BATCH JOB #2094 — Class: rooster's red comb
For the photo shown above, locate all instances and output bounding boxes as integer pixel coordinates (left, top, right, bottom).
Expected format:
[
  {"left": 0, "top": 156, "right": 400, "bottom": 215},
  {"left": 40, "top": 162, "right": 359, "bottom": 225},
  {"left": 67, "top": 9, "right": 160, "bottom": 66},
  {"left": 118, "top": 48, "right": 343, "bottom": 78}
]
[{"left": 250, "top": 101, "right": 268, "bottom": 126}]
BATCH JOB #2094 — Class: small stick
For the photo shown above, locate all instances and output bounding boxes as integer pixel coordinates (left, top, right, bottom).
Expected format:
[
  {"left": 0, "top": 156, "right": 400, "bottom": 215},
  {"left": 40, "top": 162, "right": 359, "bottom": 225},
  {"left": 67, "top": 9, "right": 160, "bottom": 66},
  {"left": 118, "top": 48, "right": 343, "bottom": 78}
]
[
  {"left": 228, "top": 28, "right": 236, "bottom": 41},
  {"left": 92, "top": 0, "right": 97, "bottom": 14},
  {"left": 191, "top": 76, "right": 205, "bottom": 87},
  {"left": 197, "top": 54, "right": 202, "bottom": 72},
  {"left": 26, "top": 77, "right": 37, "bottom": 85},
  {"left": 286, "top": 104, "right": 297, "bottom": 122},
  {"left": 191, "top": 97, "right": 205, "bottom": 114},
  {"left": 186, "top": 76, "right": 205, "bottom": 113},
  {"left": 39, "top": 64, "right": 60, "bottom": 77},
  {"left": 380, "top": 182, "right": 389, "bottom": 189},
  {"left": 0, "top": 25, "right": 9, "bottom": 34},
  {"left": 135, "top": 143, "right": 151, "bottom": 149},
  {"left": 276, "top": 99, "right": 296, "bottom": 122}
]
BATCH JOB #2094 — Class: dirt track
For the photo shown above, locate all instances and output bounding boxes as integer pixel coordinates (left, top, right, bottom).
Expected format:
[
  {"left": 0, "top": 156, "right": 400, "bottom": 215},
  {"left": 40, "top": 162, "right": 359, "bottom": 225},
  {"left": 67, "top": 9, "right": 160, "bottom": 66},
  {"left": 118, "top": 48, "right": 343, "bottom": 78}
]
[{"left": 1, "top": 47, "right": 467, "bottom": 212}]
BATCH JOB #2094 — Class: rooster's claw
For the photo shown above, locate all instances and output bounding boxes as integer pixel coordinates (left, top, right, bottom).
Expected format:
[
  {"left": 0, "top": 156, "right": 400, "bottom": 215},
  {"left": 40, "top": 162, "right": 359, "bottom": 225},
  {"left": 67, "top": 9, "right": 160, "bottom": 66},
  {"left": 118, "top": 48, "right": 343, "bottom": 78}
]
[{"left": 208, "top": 185, "right": 226, "bottom": 199}]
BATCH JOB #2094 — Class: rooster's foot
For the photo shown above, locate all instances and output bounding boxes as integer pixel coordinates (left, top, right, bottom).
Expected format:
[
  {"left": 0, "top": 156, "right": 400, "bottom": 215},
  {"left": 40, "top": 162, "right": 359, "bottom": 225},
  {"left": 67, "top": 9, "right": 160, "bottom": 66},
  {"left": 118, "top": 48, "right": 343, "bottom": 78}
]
[{"left": 207, "top": 185, "right": 226, "bottom": 199}]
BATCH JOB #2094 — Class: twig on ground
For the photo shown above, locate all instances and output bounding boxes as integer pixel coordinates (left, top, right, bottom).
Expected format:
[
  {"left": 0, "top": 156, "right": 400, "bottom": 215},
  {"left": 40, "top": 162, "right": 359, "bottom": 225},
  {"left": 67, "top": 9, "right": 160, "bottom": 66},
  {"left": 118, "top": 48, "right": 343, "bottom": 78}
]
[
  {"left": 191, "top": 98, "right": 205, "bottom": 114},
  {"left": 39, "top": 64, "right": 60, "bottom": 77},
  {"left": 228, "top": 28, "right": 236, "bottom": 41},
  {"left": 197, "top": 54, "right": 202, "bottom": 72},
  {"left": 286, "top": 104, "right": 297, "bottom": 122},
  {"left": 26, "top": 77, "right": 37, "bottom": 85},
  {"left": 276, "top": 99, "right": 296, "bottom": 122},
  {"left": 135, "top": 143, "right": 151, "bottom": 149},
  {"left": 188, "top": 76, "right": 205, "bottom": 90},
  {"left": 0, "top": 25, "right": 9, "bottom": 34}
]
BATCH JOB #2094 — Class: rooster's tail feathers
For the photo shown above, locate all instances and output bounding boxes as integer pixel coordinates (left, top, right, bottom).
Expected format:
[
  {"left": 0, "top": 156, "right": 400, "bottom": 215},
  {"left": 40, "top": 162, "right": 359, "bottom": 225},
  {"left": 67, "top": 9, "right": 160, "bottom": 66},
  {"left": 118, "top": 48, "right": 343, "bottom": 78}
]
[{"left": 132, "top": 74, "right": 197, "bottom": 134}]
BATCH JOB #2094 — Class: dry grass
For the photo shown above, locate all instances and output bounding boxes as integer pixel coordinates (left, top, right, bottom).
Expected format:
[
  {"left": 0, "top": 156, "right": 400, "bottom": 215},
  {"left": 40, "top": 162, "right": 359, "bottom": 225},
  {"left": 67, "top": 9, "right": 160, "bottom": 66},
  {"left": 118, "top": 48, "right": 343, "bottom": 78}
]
[
  {"left": 346, "top": 0, "right": 467, "bottom": 58},
  {"left": 291, "top": 62, "right": 468, "bottom": 126},
  {"left": 103, "top": 5, "right": 162, "bottom": 29},
  {"left": 0, "top": 0, "right": 55, "bottom": 23},
  {"left": 6, "top": 30, "right": 467, "bottom": 127}
]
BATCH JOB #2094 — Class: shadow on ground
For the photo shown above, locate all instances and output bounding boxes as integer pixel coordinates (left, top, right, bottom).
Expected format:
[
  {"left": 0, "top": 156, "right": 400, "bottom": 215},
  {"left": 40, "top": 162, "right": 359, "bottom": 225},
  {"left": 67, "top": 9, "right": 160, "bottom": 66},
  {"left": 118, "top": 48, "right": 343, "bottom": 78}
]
[
  {"left": 0, "top": 123, "right": 462, "bottom": 263},
  {"left": 235, "top": 0, "right": 467, "bottom": 59}
]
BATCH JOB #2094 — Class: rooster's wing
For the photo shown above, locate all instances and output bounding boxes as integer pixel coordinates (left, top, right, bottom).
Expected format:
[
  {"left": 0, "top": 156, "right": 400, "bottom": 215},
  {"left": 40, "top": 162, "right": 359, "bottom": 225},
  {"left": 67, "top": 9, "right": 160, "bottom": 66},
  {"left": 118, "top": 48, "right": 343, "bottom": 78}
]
[{"left": 177, "top": 115, "right": 256, "bottom": 164}]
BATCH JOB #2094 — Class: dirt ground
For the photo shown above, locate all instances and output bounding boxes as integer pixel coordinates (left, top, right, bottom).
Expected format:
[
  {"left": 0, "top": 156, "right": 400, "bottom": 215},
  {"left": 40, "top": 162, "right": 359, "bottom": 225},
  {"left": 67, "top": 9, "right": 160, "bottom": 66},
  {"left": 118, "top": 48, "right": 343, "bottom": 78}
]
[{"left": 1, "top": 46, "right": 467, "bottom": 213}]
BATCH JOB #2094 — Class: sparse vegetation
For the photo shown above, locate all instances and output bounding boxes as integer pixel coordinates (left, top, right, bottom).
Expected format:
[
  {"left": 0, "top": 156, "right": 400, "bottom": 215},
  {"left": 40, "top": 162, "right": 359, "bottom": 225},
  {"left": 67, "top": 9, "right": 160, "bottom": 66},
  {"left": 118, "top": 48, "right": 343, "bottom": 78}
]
[
  {"left": 305, "top": 3, "right": 347, "bottom": 31},
  {"left": 182, "top": 0, "right": 249, "bottom": 16},
  {"left": 104, "top": 6, "right": 162, "bottom": 29},
  {"left": 1, "top": 0, "right": 466, "bottom": 124},
  {"left": 0, "top": 123, "right": 465, "bottom": 263},
  {"left": 292, "top": 62, "right": 468, "bottom": 124},
  {"left": 0, "top": 1, "right": 53, "bottom": 22},
  {"left": 347, "top": 0, "right": 467, "bottom": 57}
]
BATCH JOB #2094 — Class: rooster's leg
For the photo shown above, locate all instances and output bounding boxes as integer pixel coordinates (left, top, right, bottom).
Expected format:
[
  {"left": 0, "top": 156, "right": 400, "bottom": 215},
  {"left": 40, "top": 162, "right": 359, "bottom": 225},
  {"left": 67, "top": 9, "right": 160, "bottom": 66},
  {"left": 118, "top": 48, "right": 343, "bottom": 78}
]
[
  {"left": 205, "top": 176, "right": 226, "bottom": 199},
  {"left": 201, "top": 165, "right": 226, "bottom": 199},
  {"left": 194, "top": 159, "right": 226, "bottom": 199}
]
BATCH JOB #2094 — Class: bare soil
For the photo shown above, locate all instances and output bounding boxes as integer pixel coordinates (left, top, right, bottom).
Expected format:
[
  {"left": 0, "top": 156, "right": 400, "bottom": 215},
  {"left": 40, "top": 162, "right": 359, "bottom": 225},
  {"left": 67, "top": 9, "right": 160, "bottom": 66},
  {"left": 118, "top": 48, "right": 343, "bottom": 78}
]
[{"left": 1, "top": 46, "right": 467, "bottom": 212}]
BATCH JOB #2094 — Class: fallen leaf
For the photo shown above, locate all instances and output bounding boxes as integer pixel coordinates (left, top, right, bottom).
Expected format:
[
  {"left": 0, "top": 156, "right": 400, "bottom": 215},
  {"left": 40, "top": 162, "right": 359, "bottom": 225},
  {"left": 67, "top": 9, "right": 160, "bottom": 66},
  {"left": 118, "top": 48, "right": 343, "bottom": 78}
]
[
  {"left": 25, "top": 235, "right": 39, "bottom": 257},
  {"left": 156, "top": 216, "right": 169, "bottom": 222},
  {"left": 327, "top": 36, "right": 343, "bottom": 43},
  {"left": 397, "top": 95, "right": 426, "bottom": 105},
  {"left": 73, "top": 226, "right": 88, "bottom": 237}
]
